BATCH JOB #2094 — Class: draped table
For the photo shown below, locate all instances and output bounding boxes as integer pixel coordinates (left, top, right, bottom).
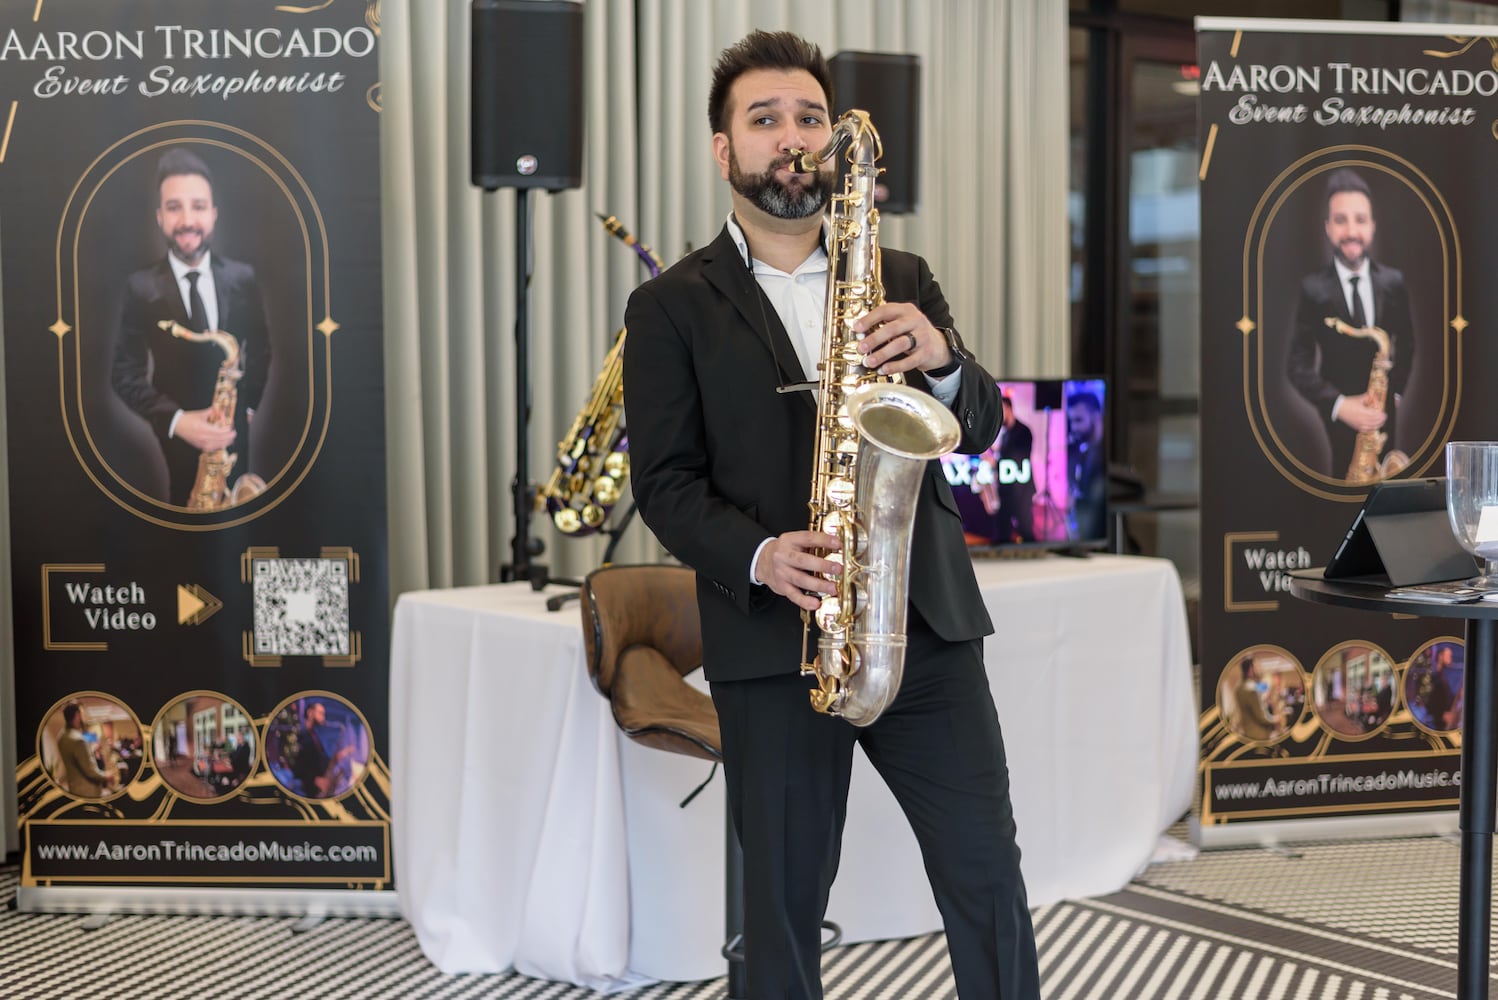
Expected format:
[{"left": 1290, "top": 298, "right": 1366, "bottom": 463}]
[{"left": 391, "top": 554, "right": 1196, "bottom": 989}]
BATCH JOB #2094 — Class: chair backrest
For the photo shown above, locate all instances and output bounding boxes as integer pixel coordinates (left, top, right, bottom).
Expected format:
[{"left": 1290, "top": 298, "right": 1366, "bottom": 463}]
[{"left": 580, "top": 564, "right": 702, "bottom": 697}]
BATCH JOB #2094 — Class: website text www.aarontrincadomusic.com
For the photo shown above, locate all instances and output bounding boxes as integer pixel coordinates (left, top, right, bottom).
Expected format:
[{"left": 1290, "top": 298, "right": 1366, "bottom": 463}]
[
  {"left": 26, "top": 823, "right": 388, "bottom": 882},
  {"left": 1207, "top": 753, "right": 1461, "bottom": 819}
]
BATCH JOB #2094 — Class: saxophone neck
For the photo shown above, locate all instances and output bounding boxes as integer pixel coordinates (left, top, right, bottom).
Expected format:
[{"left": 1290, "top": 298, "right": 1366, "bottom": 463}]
[
  {"left": 158, "top": 319, "right": 240, "bottom": 367},
  {"left": 789, "top": 110, "right": 881, "bottom": 174}
]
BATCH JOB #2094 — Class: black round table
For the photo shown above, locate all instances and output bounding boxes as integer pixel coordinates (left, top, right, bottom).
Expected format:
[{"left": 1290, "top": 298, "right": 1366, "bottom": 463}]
[{"left": 1290, "top": 570, "right": 1498, "bottom": 1000}]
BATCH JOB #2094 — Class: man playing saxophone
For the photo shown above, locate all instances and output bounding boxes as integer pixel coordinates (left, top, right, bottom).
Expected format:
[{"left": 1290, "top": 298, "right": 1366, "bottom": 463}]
[
  {"left": 622, "top": 30, "right": 1038, "bottom": 999},
  {"left": 111, "top": 147, "right": 271, "bottom": 507},
  {"left": 1286, "top": 167, "right": 1413, "bottom": 481}
]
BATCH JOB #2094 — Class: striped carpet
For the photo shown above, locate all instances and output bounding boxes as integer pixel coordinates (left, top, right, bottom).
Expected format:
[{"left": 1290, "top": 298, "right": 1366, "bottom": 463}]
[{"left": 0, "top": 835, "right": 1478, "bottom": 999}]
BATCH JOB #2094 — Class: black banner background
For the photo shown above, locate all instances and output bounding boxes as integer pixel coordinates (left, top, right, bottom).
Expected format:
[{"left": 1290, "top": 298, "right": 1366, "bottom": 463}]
[
  {"left": 1, "top": 2, "right": 390, "bottom": 889},
  {"left": 1197, "top": 22, "right": 1498, "bottom": 831}
]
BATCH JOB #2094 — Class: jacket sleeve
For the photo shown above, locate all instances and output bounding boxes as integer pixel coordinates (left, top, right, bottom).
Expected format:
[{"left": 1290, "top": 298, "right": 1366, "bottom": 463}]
[
  {"left": 1286, "top": 278, "right": 1339, "bottom": 416},
  {"left": 912, "top": 255, "right": 1002, "bottom": 453},
  {"left": 623, "top": 284, "right": 776, "bottom": 616},
  {"left": 111, "top": 277, "right": 180, "bottom": 438}
]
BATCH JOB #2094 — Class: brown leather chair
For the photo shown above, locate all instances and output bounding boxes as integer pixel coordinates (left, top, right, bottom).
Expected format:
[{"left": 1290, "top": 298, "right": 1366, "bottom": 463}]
[
  {"left": 579, "top": 563, "right": 720, "bottom": 761},
  {"left": 579, "top": 563, "right": 743, "bottom": 996}
]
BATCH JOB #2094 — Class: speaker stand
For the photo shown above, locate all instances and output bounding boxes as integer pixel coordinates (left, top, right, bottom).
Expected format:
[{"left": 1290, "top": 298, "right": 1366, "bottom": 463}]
[{"left": 499, "top": 187, "right": 551, "bottom": 590}]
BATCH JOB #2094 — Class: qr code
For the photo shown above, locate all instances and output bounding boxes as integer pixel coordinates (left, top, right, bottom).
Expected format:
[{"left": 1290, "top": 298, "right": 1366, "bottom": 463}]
[{"left": 252, "top": 558, "right": 350, "bottom": 656}]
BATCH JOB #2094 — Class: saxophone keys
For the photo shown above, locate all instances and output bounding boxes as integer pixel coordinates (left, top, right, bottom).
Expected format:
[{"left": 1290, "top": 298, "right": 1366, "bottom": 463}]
[
  {"left": 554, "top": 508, "right": 583, "bottom": 534},
  {"left": 826, "top": 477, "right": 855, "bottom": 507},
  {"left": 594, "top": 476, "right": 621, "bottom": 506},
  {"left": 581, "top": 503, "right": 607, "bottom": 528},
  {"left": 815, "top": 596, "right": 845, "bottom": 634},
  {"left": 602, "top": 451, "right": 629, "bottom": 479}
]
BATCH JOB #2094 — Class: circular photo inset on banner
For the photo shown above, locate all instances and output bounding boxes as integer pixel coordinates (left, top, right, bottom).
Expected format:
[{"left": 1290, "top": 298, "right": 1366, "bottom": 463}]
[
  {"left": 37, "top": 693, "right": 145, "bottom": 801},
  {"left": 265, "top": 693, "right": 371, "bottom": 801},
  {"left": 1217, "top": 646, "right": 1307, "bottom": 744},
  {"left": 1312, "top": 641, "right": 1398, "bottom": 739},
  {"left": 1405, "top": 638, "right": 1465, "bottom": 734},
  {"left": 150, "top": 692, "right": 260, "bottom": 801}
]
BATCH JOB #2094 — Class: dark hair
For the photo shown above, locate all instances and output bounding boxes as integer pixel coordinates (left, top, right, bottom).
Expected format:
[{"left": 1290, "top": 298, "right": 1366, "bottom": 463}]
[
  {"left": 1323, "top": 167, "right": 1371, "bottom": 217},
  {"left": 1067, "top": 390, "right": 1102, "bottom": 413},
  {"left": 708, "top": 30, "right": 833, "bottom": 134},
  {"left": 63, "top": 702, "right": 82, "bottom": 728},
  {"left": 1239, "top": 657, "right": 1255, "bottom": 678},
  {"left": 155, "top": 147, "right": 215, "bottom": 202}
]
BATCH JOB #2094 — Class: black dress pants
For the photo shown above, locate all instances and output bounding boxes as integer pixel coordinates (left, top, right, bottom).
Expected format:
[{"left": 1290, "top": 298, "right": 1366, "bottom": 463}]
[{"left": 710, "top": 621, "right": 1040, "bottom": 999}]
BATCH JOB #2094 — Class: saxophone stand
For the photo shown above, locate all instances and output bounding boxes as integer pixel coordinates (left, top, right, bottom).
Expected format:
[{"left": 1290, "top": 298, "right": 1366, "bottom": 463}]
[{"left": 544, "top": 501, "right": 639, "bottom": 612}]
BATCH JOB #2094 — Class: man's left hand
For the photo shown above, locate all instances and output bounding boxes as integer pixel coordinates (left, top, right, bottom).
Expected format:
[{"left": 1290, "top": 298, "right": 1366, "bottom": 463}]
[{"left": 852, "top": 303, "right": 952, "bottom": 375}]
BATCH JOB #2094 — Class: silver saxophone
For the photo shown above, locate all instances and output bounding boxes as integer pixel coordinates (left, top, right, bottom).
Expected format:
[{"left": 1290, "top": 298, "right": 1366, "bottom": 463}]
[{"left": 793, "top": 110, "right": 961, "bottom": 726}]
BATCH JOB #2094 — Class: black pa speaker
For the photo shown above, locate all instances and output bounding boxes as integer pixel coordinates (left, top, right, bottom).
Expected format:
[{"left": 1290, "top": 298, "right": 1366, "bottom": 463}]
[
  {"left": 471, "top": 0, "right": 585, "bottom": 191},
  {"left": 829, "top": 51, "right": 920, "bottom": 215}
]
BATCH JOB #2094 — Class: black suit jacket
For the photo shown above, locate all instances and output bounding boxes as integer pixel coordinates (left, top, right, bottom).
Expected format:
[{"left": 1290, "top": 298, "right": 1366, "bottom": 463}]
[
  {"left": 1285, "top": 260, "right": 1412, "bottom": 475},
  {"left": 110, "top": 254, "right": 270, "bottom": 502},
  {"left": 623, "top": 226, "right": 1001, "bottom": 683}
]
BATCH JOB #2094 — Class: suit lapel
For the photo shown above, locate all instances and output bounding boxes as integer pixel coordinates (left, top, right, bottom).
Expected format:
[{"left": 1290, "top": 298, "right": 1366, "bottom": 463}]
[
  {"left": 156, "top": 260, "right": 190, "bottom": 326},
  {"left": 1323, "top": 263, "right": 1352, "bottom": 323},
  {"left": 211, "top": 255, "right": 231, "bottom": 330},
  {"left": 1370, "top": 261, "right": 1394, "bottom": 330},
  {"left": 700, "top": 228, "right": 815, "bottom": 411}
]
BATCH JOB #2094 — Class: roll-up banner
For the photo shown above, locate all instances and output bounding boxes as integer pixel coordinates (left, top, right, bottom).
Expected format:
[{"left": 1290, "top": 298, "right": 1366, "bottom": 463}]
[
  {"left": 0, "top": 2, "right": 391, "bottom": 908},
  {"left": 1195, "top": 18, "right": 1498, "bottom": 844}
]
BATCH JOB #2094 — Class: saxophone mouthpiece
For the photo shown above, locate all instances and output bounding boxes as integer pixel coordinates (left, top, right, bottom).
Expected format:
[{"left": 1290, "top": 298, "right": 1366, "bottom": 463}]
[{"left": 786, "top": 149, "right": 817, "bottom": 174}]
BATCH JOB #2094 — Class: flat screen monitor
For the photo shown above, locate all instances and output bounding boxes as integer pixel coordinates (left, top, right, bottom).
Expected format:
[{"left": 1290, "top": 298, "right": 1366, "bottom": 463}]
[{"left": 938, "top": 377, "right": 1108, "bottom": 552}]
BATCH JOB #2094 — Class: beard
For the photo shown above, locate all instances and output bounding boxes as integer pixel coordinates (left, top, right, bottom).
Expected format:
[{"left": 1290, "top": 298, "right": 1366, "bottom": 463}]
[
  {"left": 167, "top": 226, "right": 211, "bottom": 264},
  {"left": 1332, "top": 239, "right": 1367, "bottom": 269},
  {"left": 728, "top": 146, "right": 832, "bottom": 220}
]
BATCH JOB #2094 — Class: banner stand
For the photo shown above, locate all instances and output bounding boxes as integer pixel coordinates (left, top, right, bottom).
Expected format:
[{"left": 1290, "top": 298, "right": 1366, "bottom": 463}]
[
  {"left": 1192, "top": 810, "right": 1457, "bottom": 850},
  {"left": 16, "top": 886, "right": 399, "bottom": 918},
  {"left": 1195, "top": 16, "right": 1496, "bottom": 845}
]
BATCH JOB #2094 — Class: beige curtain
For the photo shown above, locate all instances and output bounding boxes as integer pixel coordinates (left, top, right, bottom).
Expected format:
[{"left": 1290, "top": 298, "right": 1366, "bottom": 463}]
[{"left": 380, "top": 0, "right": 1069, "bottom": 597}]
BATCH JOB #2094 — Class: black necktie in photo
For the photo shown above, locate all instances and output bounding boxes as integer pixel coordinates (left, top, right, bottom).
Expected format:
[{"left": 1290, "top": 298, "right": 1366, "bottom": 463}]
[
  {"left": 186, "top": 269, "right": 209, "bottom": 332},
  {"left": 1349, "top": 274, "right": 1367, "bottom": 328}
]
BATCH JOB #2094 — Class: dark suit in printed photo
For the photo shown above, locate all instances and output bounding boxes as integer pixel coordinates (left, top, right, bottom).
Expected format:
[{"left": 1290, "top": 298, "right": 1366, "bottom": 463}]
[
  {"left": 110, "top": 147, "right": 271, "bottom": 507},
  {"left": 1285, "top": 167, "right": 1412, "bottom": 481}
]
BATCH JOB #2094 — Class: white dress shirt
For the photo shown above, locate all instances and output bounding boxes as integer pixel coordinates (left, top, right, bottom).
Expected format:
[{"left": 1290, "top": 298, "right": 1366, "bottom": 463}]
[
  {"left": 165, "top": 252, "right": 221, "bottom": 438},
  {"left": 724, "top": 215, "right": 963, "bottom": 584},
  {"left": 1329, "top": 258, "right": 1373, "bottom": 422}
]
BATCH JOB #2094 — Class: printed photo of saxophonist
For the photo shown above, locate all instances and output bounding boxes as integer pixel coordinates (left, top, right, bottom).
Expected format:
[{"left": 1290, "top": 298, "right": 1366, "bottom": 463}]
[
  {"left": 621, "top": 31, "right": 1038, "bottom": 998},
  {"left": 1284, "top": 167, "right": 1414, "bottom": 484},
  {"left": 110, "top": 147, "right": 272, "bottom": 509}
]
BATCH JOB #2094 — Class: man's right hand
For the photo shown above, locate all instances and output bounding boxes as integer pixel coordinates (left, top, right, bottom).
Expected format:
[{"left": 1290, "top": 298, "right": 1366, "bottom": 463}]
[
  {"left": 1335, "top": 397, "right": 1387, "bottom": 433},
  {"left": 175, "top": 409, "right": 236, "bottom": 451},
  {"left": 755, "top": 531, "right": 842, "bottom": 611}
]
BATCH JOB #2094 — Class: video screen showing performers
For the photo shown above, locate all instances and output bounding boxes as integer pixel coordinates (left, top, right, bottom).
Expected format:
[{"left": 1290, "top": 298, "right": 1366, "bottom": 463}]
[
  {"left": 266, "top": 694, "right": 371, "bottom": 800},
  {"left": 151, "top": 693, "right": 259, "bottom": 801},
  {"left": 38, "top": 694, "right": 144, "bottom": 801},
  {"left": 939, "top": 378, "right": 1108, "bottom": 551}
]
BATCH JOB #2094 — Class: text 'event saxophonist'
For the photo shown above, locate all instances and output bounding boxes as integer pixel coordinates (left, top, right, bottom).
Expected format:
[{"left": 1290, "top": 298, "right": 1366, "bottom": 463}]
[{"left": 621, "top": 30, "right": 1040, "bottom": 1000}]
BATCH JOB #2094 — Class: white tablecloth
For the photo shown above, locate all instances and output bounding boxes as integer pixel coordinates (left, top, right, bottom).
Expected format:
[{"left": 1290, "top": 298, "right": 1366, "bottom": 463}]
[{"left": 391, "top": 554, "right": 1196, "bottom": 989}]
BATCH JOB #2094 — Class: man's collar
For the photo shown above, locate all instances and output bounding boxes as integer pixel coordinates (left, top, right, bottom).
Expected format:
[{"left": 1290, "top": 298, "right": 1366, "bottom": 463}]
[
  {"left": 725, "top": 212, "right": 830, "bottom": 272},
  {"left": 1333, "top": 257, "right": 1368, "bottom": 283},
  {"left": 168, "top": 250, "right": 212, "bottom": 281}
]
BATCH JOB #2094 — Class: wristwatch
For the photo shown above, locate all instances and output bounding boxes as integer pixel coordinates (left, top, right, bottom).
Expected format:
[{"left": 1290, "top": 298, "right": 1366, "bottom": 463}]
[{"left": 925, "top": 326, "right": 970, "bottom": 378}]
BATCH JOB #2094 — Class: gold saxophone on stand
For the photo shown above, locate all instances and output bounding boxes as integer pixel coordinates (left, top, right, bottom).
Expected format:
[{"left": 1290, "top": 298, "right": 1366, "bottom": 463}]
[
  {"left": 537, "top": 215, "right": 665, "bottom": 535},
  {"left": 1322, "top": 316, "right": 1409, "bottom": 484},
  {"left": 793, "top": 110, "right": 960, "bottom": 726},
  {"left": 540, "top": 328, "right": 629, "bottom": 534},
  {"left": 157, "top": 320, "right": 267, "bottom": 510}
]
